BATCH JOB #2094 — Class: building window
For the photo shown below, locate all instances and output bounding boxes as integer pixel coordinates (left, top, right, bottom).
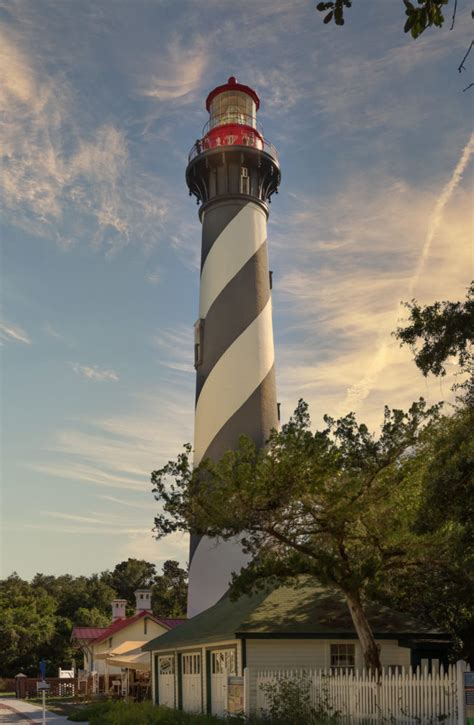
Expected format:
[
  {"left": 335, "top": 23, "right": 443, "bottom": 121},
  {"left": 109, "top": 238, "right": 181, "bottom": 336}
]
[
  {"left": 159, "top": 656, "right": 174, "bottom": 675},
  {"left": 108, "top": 637, "right": 113, "bottom": 649},
  {"left": 240, "top": 167, "right": 249, "bottom": 195},
  {"left": 211, "top": 649, "right": 236, "bottom": 675},
  {"left": 144, "top": 618, "right": 147, "bottom": 635},
  {"left": 182, "top": 653, "right": 200, "bottom": 675},
  {"left": 330, "top": 643, "right": 355, "bottom": 670}
]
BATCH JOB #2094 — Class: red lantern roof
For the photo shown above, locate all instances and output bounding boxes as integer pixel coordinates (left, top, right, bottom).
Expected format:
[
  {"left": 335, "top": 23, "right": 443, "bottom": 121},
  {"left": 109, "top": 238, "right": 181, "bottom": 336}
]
[{"left": 205, "top": 76, "right": 260, "bottom": 112}]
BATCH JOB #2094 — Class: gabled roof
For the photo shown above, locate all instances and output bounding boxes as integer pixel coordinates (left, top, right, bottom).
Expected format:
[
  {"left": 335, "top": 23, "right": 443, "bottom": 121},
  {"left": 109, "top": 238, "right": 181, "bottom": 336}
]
[
  {"left": 143, "top": 577, "right": 449, "bottom": 653},
  {"left": 72, "top": 613, "right": 185, "bottom": 645},
  {"left": 71, "top": 626, "right": 108, "bottom": 642},
  {"left": 92, "top": 610, "right": 185, "bottom": 644}
]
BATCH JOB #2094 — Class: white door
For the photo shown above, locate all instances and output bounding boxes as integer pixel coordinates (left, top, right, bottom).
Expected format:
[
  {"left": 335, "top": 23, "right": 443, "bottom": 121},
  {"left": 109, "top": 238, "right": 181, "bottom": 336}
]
[
  {"left": 181, "top": 653, "right": 202, "bottom": 713},
  {"left": 210, "top": 649, "right": 236, "bottom": 716},
  {"left": 157, "top": 655, "right": 175, "bottom": 708}
]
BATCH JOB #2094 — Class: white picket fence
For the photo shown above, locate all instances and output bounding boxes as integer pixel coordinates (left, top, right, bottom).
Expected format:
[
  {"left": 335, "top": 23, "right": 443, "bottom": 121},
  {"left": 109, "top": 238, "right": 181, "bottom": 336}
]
[{"left": 255, "top": 665, "right": 464, "bottom": 723}]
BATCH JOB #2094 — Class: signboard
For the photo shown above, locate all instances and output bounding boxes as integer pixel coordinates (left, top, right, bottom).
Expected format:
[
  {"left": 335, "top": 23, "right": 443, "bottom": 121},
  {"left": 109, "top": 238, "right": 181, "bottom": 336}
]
[
  {"left": 465, "top": 671, "right": 474, "bottom": 725},
  {"left": 37, "top": 682, "right": 51, "bottom": 691},
  {"left": 39, "top": 660, "right": 47, "bottom": 678},
  {"left": 227, "top": 676, "right": 244, "bottom": 715},
  {"left": 465, "top": 673, "right": 474, "bottom": 688}
]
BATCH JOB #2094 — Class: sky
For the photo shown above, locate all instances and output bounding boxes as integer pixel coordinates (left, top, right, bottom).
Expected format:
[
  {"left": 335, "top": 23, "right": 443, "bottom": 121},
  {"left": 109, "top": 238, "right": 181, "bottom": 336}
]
[{"left": 1, "top": 0, "right": 473, "bottom": 580}]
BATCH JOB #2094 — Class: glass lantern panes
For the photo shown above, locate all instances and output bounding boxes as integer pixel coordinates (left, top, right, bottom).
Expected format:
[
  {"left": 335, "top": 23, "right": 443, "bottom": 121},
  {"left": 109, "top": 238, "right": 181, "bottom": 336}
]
[{"left": 210, "top": 91, "right": 256, "bottom": 130}]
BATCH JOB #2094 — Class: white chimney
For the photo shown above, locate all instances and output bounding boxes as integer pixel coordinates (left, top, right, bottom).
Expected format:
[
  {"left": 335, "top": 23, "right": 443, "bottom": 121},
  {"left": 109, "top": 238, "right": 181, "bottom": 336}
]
[
  {"left": 111, "top": 599, "right": 127, "bottom": 622},
  {"left": 134, "top": 589, "right": 151, "bottom": 615}
]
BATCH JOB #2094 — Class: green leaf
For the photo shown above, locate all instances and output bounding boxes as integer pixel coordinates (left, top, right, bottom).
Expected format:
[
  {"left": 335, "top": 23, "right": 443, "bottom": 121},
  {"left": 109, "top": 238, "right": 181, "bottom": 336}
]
[{"left": 324, "top": 10, "right": 334, "bottom": 24}]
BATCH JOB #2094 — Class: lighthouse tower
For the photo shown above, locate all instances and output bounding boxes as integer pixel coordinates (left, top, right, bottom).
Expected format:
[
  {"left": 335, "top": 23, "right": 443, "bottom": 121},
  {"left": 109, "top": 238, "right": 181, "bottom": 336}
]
[{"left": 186, "top": 77, "right": 281, "bottom": 617}]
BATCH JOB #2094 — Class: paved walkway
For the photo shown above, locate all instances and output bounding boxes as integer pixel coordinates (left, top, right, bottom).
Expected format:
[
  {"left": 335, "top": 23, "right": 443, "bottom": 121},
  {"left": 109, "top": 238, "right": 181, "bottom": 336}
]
[{"left": 0, "top": 701, "right": 72, "bottom": 724}]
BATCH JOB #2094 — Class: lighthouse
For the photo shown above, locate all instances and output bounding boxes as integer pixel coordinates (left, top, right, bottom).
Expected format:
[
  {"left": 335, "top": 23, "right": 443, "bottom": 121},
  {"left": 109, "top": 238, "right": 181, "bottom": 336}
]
[{"left": 185, "top": 77, "right": 281, "bottom": 617}]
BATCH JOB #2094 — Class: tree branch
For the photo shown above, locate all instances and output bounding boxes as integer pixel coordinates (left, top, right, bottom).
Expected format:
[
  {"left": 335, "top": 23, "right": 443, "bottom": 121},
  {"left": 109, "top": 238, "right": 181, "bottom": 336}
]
[
  {"left": 458, "top": 40, "right": 474, "bottom": 73},
  {"left": 450, "top": 0, "right": 458, "bottom": 30},
  {"left": 265, "top": 525, "right": 318, "bottom": 559}
]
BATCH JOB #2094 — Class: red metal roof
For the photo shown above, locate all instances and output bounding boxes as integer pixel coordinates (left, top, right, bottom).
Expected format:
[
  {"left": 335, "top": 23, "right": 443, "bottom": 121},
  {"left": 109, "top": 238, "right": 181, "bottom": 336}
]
[
  {"left": 92, "top": 611, "right": 187, "bottom": 643},
  {"left": 206, "top": 76, "right": 260, "bottom": 112},
  {"left": 71, "top": 626, "right": 108, "bottom": 641},
  {"left": 72, "top": 613, "right": 186, "bottom": 645}
]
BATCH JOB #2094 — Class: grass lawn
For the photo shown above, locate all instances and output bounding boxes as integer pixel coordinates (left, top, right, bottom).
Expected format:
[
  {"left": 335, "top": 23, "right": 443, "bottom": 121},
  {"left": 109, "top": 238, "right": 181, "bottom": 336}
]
[
  {"left": 66, "top": 699, "right": 339, "bottom": 724},
  {"left": 67, "top": 700, "right": 229, "bottom": 723}
]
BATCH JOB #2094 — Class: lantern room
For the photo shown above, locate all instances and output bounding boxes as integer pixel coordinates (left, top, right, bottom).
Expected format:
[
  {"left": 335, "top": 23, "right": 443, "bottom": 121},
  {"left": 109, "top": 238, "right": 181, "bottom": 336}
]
[
  {"left": 186, "top": 76, "right": 280, "bottom": 211},
  {"left": 199, "top": 76, "right": 264, "bottom": 152}
]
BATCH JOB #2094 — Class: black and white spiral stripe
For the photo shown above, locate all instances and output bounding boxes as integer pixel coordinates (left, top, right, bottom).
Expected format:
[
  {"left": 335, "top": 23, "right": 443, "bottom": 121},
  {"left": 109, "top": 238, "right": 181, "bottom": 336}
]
[{"left": 187, "top": 199, "right": 278, "bottom": 617}]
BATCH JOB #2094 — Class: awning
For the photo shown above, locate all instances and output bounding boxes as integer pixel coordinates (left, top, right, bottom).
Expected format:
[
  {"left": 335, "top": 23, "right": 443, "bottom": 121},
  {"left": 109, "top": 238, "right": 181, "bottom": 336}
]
[
  {"left": 95, "top": 640, "right": 148, "bottom": 659},
  {"left": 105, "top": 651, "right": 150, "bottom": 671}
]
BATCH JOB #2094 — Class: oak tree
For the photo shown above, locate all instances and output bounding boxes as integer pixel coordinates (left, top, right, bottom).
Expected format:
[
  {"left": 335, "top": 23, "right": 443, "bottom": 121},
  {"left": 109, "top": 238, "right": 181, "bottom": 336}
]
[{"left": 152, "top": 398, "right": 439, "bottom": 671}]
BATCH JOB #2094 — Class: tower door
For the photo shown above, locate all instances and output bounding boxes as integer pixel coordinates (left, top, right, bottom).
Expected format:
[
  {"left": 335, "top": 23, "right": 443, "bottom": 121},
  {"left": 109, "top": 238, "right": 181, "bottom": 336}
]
[
  {"left": 181, "top": 652, "right": 202, "bottom": 713},
  {"left": 210, "top": 649, "right": 236, "bottom": 716}
]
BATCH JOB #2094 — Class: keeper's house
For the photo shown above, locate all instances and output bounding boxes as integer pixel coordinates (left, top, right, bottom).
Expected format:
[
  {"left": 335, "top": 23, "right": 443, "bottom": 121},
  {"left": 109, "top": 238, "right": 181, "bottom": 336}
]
[
  {"left": 142, "top": 577, "right": 450, "bottom": 717},
  {"left": 72, "top": 590, "right": 184, "bottom": 696}
]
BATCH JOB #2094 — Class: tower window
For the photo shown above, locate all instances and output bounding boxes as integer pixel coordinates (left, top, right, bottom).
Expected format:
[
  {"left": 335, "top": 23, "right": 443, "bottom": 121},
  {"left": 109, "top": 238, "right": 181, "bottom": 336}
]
[
  {"left": 240, "top": 167, "right": 250, "bottom": 195},
  {"left": 194, "top": 319, "right": 204, "bottom": 368},
  {"left": 269, "top": 270, "right": 273, "bottom": 289}
]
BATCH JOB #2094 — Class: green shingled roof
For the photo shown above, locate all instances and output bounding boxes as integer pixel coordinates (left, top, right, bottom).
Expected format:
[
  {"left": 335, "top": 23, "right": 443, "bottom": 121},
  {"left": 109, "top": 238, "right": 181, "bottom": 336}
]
[{"left": 143, "top": 577, "right": 447, "bottom": 653}]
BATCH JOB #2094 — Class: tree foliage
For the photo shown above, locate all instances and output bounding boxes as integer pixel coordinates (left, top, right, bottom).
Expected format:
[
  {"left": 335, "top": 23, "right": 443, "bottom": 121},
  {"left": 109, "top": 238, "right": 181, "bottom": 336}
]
[
  {"left": 152, "top": 398, "right": 441, "bottom": 670},
  {"left": 0, "top": 559, "right": 187, "bottom": 677},
  {"left": 152, "top": 560, "right": 188, "bottom": 619},
  {"left": 316, "top": 0, "right": 456, "bottom": 38},
  {"left": 371, "top": 404, "right": 474, "bottom": 661},
  {"left": 395, "top": 281, "right": 474, "bottom": 402},
  {"left": 0, "top": 574, "right": 57, "bottom": 677},
  {"left": 102, "top": 559, "right": 158, "bottom": 614}
]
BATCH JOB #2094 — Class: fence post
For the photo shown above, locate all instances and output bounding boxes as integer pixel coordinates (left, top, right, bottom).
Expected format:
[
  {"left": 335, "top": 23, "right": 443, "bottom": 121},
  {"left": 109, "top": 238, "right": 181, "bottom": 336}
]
[
  {"left": 457, "top": 660, "right": 467, "bottom": 725},
  {"left": 14, "top": 673, "right": 27, "bottom": 699},
  {"left": 243, "top": 667, "right": 250, "bottom": 717}
]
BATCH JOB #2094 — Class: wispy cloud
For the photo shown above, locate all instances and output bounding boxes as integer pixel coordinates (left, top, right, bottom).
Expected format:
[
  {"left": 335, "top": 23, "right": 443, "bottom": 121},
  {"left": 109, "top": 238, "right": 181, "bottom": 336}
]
[
  {"left": 146, "top": 268, "right": 162, "bottom": 285},
  {"left": 30, "top": 385, "right": 193, "bottom": 496},
  {"left": 409, "top": 132, "right": 474, "bottom": 297},
  {"left": 71, "top": 363, "right": 119, "bottom": 382},
  {"left": 272, "top": 159, "right": 472, "bottom": 429},
  {"left": 0, "top": 25, "right": 169, "bottom": 253},
  {"left": 151, "top": 325, "right": 194, "bottom": 374},
  {"left": 41, "top": 510, "right": 123, "bottom": 526},
  {"left": 342, "top": 133, "right": 474, "bottom": 410},
  {"left": 28, "top": 462, "right": 146, "bottom": 490},
  {"left": 141, "top": 35, "right": 208, "bottom": 103},
  {"left": 0, "top": 321, "right": 31, "bottom": 345},
  {"left": 96, "top": 494, "right": 153, "bottom": 511},
  {"left": 121, "top": 530, "right": 188, "bottom": 565}
]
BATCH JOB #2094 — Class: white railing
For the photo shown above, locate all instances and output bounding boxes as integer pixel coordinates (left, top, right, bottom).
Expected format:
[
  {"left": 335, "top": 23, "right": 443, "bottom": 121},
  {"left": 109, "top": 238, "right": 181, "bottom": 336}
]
[{"left": 255, "top": 665, "right": 465, "bottom": 723}]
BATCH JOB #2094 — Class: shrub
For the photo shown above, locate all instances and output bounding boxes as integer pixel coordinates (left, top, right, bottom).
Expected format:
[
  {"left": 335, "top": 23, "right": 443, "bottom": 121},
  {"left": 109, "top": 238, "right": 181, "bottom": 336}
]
[
  {"left": 68, "top": 700, "right": 226, "bottom": 724},
  {"left": 259, "top": 671, "right": 339, "bottom": 724}
]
